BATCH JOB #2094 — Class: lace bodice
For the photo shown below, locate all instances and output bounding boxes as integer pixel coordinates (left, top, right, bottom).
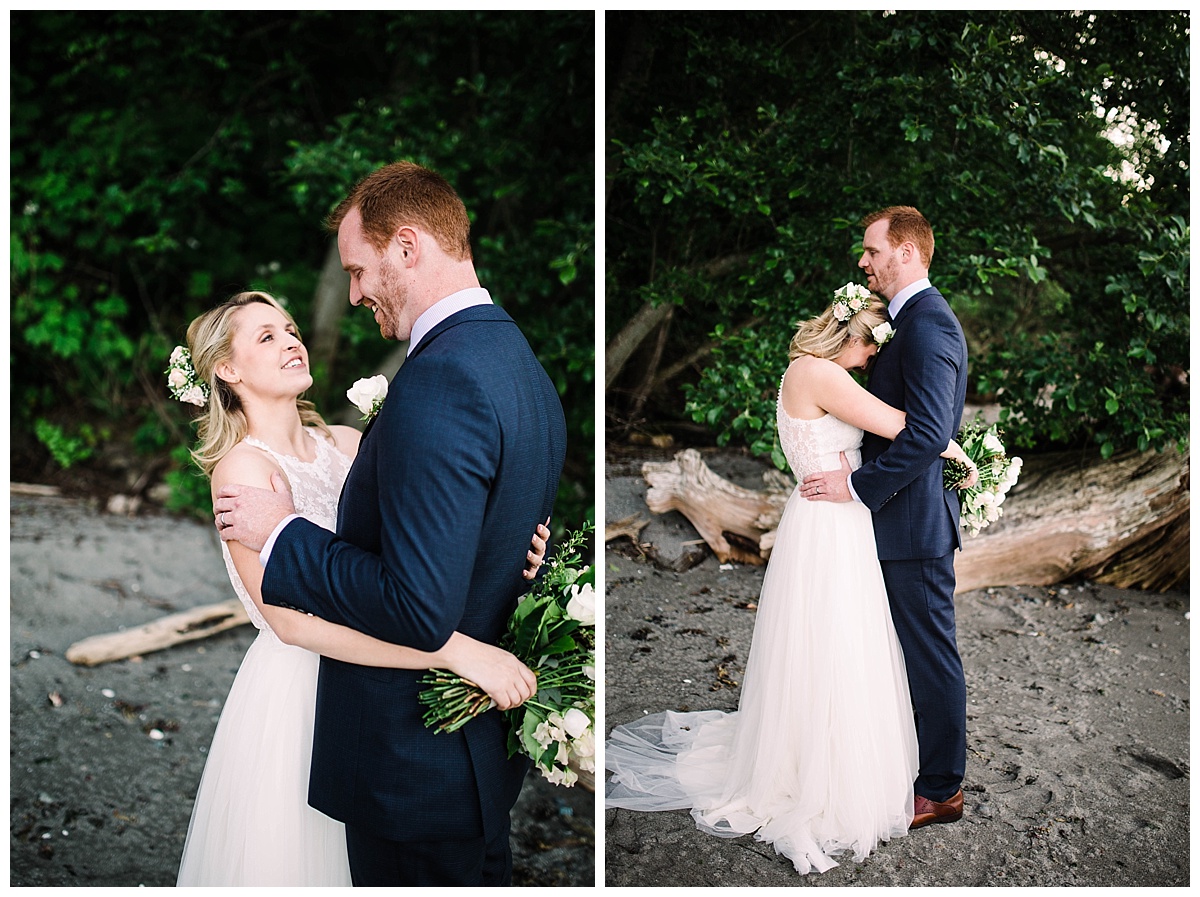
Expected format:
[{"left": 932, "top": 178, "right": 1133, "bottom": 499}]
[
  {"left": 776, "top": 376, "right": 864, "bottom": 480},
  {"left": 220, "top": 427, "right": 353, "bottom": 635}
]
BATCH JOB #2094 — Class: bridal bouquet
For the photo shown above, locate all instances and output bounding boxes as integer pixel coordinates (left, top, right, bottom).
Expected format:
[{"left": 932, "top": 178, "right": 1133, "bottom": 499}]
[
  {"left": 944, "top": 420, "right": 1023, "bottom": 536},
  {"left": 418, "top": 524, "right": 596, "bottom": 787}
]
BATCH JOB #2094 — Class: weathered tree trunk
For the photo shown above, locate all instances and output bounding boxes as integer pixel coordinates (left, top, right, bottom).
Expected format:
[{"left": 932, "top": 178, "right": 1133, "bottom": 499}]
[
  {"left": 643, "top": 450, "right": 792, "bottom": 565},
  {"left": 65, "top": 599, "right": 250, "bottom": 666},
  {"left": 954, "top": 447, "right": 1189, "bottom": 593},
  {"left": 605, "top": 300, "right": 675, "bottom": 391},
  {"left": 308, "top": 241, "right": 350, "bottom": 379},
  {"left": 640, "top": 447, "right": 1189, "bottom": 592},
  {"left": 605, "top": 513, "right": 650, "bottom": 546}
]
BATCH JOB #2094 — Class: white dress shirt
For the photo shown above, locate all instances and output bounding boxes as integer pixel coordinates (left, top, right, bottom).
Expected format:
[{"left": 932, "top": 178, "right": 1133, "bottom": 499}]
[{"left": 257, "top": 287, "right": 494, "bottom": 566}]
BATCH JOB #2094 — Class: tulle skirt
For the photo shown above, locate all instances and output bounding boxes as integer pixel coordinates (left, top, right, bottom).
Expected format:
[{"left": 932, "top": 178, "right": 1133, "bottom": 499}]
[
  {"left": 176, "top": 630, "right": 352, "bottom": 886},
  {"left": 606, "top": 490, "right": 919, "bottom": 874}
]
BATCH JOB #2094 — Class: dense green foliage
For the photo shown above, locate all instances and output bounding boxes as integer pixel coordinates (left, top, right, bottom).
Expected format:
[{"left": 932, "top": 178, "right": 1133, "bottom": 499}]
[
  {"left": 12, "top": 11, "right": 594, "bottom": 527},
  {"left": 606, "top": 11, "right": 1188, "bottom": 462}
]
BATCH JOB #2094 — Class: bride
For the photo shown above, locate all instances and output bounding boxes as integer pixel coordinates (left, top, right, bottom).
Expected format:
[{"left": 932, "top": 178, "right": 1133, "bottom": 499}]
[
  {"left": 172, "top": 290, "right": 548, "bottom": 886},
  {"left": 605, "top": 286, "right": 975, "bottom": 874}
]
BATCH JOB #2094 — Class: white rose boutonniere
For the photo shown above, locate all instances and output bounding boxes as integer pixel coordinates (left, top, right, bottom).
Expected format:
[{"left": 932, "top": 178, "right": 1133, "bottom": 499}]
[
  {"left": 346, "top": 374, "right": 389, "bottom": 422},
  {"left": 871, "top": 322, "right": 895, "bottom": 347}
]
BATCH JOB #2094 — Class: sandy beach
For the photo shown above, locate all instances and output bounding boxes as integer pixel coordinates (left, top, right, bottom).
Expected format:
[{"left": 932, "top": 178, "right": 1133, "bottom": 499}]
[
  {"left": 9, "top": 492, "right": 594, "bottom": 887},
  {"left": 603, "top": 447, "right": 1189, "bottom": 887}
]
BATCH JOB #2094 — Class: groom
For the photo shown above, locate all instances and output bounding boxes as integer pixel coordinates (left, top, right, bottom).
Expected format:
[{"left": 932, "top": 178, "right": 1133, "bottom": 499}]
[
  {"left": 215, "top": 161, "right": 567, "bottom": 884},
  {"left": 800, "top": 206, "right": 968, "bottom": 830}
]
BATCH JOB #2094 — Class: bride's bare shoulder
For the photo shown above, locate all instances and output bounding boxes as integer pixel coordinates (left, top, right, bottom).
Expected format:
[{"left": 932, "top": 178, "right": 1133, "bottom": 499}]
[
  {"left": 326, "top": 424, "right": 362, "bottom": 459},
  {"left": 784, "top": 354, "right": 842, "bottom": 387},
  {"left": 211, "top": 442, "right": 280, "bottom": 493}
]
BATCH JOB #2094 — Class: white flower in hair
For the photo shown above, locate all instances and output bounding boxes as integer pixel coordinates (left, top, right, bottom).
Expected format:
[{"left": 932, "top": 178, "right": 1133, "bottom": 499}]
[
  {"left": 831, "top": 282, "right": 874, "bottom": 323},
  {"left": 165, "top": 345, "right": 209, "bottom": 407}
]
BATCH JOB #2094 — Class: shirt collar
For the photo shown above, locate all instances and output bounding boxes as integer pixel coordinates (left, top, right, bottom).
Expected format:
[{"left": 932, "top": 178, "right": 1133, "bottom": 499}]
[
  {"left": 407, "top": 287, "right": 493, "bottom": 355},
  {"left": 888, "top": 277, "right": 932, "bottom": 320}
]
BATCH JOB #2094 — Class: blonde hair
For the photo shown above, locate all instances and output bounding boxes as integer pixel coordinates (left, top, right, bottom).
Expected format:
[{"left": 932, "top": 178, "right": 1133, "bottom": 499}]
[
  {"left": 186, "top": 291, "right": 330, "bottom": 477},
  {"left": 788, "top": 293, "right": 889, "bottom": 361}
]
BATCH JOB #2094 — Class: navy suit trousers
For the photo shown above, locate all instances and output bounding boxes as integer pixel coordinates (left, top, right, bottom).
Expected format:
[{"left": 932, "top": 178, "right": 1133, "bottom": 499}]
[{"left": 880, "top": 553, "right": 966, "bottom": 801}]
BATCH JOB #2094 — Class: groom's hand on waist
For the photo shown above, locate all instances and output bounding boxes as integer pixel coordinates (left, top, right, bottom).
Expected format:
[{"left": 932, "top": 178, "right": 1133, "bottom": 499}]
[
  {"left": 799, "top": 452, "right": 853, "bottom": 503},
  {"left": 214, "top": 472, "right": 296, "bottom": 552}
]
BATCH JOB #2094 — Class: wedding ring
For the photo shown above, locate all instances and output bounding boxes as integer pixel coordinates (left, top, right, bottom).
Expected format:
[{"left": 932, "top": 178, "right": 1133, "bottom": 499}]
[{"left": 221, "top": 512, "right": 229, "bottom": 527}]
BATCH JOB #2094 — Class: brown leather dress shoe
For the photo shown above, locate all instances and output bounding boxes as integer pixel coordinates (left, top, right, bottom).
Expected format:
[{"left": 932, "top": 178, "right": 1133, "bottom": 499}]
[{"left": 910, "top": 789, "right": 964, "bottom": 829}]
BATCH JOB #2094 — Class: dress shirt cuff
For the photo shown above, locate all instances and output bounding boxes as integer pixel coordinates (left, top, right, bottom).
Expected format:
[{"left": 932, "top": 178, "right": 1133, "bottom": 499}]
[
  {"left": 259, "top": 514, "right": 300, "bottom": 568},
  {"left": 847, "top": 472, "right": 863, "bottom": 504}
]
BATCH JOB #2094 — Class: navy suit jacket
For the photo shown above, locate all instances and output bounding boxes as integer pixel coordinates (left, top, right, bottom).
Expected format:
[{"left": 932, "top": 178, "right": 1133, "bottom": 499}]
[
  {"left": 851, "top": 287, "right": 968, "bottom": 561},
  {"left": 261, "top": 302, "right": 567, "bottom": 843}
]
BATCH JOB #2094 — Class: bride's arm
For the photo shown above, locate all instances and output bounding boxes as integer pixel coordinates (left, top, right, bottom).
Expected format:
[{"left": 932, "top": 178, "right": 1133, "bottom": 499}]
[
  {"left": 791, "top": 361, "right": 978, "bottom": 488},
  {"left": 212, "top": 448, "right": 536, "bottom": 709},
  {"left": 789, "top": 358, "right": 907, "bottom": 439}
]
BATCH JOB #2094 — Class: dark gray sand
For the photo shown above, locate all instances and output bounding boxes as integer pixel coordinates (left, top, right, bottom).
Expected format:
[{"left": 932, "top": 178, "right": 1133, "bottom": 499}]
[
  {"left": 603, "top": 449, "right": 1189, "bottom": 887},
  {"left": 10, "top": 494, "right": 594, "bottom": 887}
]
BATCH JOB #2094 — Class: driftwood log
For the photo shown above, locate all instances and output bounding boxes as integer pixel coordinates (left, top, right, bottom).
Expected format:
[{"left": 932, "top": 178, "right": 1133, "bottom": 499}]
[
  {"left": 65, "top": 599, "right": 250, "bottom": 666},
  {"left": 63, "top": 600, "right": 599, "bottom": 793},
  {"left": 642, "top": 447, "right": 1189, "bottom": 593}
]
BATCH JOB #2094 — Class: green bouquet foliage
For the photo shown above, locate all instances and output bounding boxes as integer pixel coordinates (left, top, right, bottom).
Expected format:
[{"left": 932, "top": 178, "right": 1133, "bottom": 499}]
[{"left": 419, "top": 524, "right": 595, "bottom": 787}]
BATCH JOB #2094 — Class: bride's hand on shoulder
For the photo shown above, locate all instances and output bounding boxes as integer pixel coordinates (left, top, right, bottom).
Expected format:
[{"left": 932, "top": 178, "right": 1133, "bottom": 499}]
[
  {"left": 438, "top": 633, "right": 537, "bottom": 711},
  {"left": 523, "top": 520, "right": 550, "bottom": 581}
]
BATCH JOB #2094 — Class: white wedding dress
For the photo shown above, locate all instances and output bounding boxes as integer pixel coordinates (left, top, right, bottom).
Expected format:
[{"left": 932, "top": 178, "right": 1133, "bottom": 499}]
[
  {"left": 177, "top": 427, "right": 354, "bottom": 886},
  {"left": 605, "top": 383, "right": 919, "bottom": 874}
]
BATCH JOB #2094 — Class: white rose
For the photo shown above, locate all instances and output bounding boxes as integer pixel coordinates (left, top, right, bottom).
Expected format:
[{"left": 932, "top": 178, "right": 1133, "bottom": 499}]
[
  {"left": 180, "top": 386, "right": 207, "bottom": 407},
  {"left": 583, "top": 663, "right": 595, "bottom": 681},
  {"left": 565, "top": 581, "right": 595, "bottom": 626},
  {"left": 871, "top": 322, "right": 893, "bottom": 345},
  {"left": 983, "top": 430, "right": 1005, "bottom": 455},
  {"left": 835, "top": 282, "right": 870, "bottom": 302},
  {"left": 170, "top": 345, "right": 186, "bottom": 365},
  {"left": 346, "top": 374, "right": 389, "bottom": 416},
  {"left": 561, "top": 707, "right": 590, "bottom": 739},
  {"left": 168, "top": 368, "right": 188, "bottom": 389},
  {"left": 832, "top": 301, "right": 851, "bottom": 322}
]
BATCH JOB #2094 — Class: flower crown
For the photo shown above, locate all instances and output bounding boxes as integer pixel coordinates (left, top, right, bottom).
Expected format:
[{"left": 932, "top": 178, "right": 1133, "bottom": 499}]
[
  {"left": 831, "top": 282, "right": 894, "bottom": 347},
  {"left": 830, "top": 282, "right": 873, "bottom": 322},
  {"left": 165, "top": 345, "right": 210, "bottom": 407}
]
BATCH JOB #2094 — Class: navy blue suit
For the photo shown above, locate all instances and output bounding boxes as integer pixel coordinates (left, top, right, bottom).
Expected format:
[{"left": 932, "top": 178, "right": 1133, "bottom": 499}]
[
  {"left": 261, "top": 303, "right": 566, "bottom": 883},
  {"left": 851, "top": 286, "right": 968, "bottom": 802}
]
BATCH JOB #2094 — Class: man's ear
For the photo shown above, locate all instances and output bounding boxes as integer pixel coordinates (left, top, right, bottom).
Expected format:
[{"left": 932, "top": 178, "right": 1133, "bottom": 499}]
[{"left": 394, "top": 226, "right": 420, "bottom": 266}]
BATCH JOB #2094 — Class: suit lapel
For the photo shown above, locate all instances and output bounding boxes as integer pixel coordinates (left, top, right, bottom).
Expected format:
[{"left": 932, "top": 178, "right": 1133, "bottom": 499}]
[
  {"left": 357, "top": 304, "right": 512, "bottom": 446},
  {"left": 891, "top": 286, "right": 938, "bottom": 327}
]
